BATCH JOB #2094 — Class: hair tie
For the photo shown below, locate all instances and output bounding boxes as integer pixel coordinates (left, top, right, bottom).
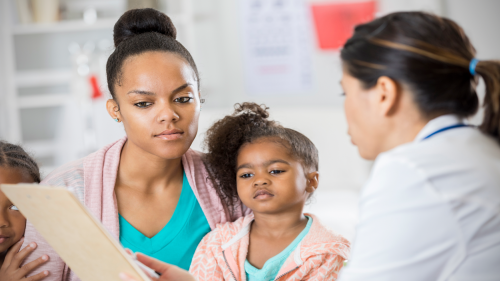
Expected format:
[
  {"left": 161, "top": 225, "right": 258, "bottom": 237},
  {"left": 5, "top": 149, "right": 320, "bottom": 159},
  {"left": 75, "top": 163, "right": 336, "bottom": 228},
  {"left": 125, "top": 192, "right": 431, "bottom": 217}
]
[{"left": 469, "top": 58, "right": 479, "bottom": 75}]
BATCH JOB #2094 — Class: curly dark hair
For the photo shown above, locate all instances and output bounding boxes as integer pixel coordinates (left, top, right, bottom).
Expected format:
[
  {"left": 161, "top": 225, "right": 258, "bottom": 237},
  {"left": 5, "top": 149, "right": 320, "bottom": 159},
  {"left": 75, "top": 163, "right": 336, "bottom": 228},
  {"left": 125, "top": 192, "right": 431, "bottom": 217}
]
[
  {"left": 203, "top": 102, "right": 319, "bottom": 213},
  {"left": 0, "top": 141, "right": 41, "bottom": 183}
]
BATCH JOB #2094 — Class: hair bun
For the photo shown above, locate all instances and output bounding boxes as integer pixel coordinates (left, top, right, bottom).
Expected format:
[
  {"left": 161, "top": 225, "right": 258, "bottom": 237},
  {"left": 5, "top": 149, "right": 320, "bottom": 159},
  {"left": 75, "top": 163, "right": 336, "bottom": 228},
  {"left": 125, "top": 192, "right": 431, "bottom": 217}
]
[
  {"left": 113, "top": 8, "right": 176, "bottom": 47},
  {"left": 234, "top": 102, "right": 270, "bottom": 119}
]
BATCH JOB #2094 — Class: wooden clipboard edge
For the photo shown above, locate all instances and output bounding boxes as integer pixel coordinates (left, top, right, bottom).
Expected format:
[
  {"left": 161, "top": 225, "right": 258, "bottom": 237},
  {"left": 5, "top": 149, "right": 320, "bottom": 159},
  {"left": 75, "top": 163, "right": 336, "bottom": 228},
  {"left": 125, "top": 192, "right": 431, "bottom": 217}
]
[{"left": 0, "top": 184, "right": 151, "bottom": 281}]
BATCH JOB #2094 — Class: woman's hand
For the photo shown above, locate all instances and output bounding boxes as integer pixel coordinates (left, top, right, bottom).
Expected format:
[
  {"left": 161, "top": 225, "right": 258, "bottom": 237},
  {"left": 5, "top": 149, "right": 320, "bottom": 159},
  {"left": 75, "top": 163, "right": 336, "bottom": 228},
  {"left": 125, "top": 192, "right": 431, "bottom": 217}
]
[
  {"left": 0, "top": 238, "right": 50, "bottom": 281},
  {"left": 119, "top": 253, "right": 195, "bottom": 281}
]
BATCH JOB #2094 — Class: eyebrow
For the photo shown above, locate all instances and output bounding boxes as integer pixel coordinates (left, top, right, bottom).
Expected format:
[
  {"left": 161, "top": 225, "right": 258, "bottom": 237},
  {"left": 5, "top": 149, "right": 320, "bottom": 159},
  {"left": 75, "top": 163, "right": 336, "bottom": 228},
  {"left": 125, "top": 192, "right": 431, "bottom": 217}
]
[
  {"left": 127, "top": 90, "right": 156, "bottom": 96},
  {"left": 265, "top": 159, "right": 290, "bottom": 166},
  {"left": 172, "top": 83, "right": 192, "bottom": 95},
  {"left": 126, "top": 83, "right": 193, "bottom": 96},
  {"left": 236, "top": 159, "right": 290, "bottom": 171}
]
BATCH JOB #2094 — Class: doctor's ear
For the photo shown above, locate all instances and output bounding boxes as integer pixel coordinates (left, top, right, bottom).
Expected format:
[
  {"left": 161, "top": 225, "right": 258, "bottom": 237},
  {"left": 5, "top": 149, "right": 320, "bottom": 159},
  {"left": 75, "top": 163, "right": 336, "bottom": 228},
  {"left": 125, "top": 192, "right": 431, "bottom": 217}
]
[
  {"left": 305, "top": 171, "right": 319, "bottom": 193},
  {"left": 373, "top": 76, "right": 400, "bottom": 117},
  {"left": 106, "top": 99, "right": 122, "bottom": 123}
]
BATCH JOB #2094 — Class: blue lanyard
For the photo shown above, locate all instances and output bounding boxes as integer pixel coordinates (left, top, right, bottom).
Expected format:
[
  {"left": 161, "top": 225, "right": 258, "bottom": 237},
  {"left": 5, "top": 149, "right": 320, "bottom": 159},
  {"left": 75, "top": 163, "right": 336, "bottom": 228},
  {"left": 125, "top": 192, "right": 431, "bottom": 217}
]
[{"left": 423, "top": 124, "right": 469, "bottom": 140}]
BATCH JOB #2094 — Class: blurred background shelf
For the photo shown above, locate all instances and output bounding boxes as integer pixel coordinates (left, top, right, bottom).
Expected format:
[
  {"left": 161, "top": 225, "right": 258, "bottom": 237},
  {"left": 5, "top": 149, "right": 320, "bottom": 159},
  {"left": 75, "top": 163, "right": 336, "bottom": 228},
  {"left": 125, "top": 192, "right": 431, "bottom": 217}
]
[
  {"left": 18, "top": 94, "right": 71, "bottom": 109},
  {"left": 11, "top": 18, "right": 118, "bottom": 35},
  {"left": 23, "top": 140, "right": 57, "bottom": 158},
  {"left": 16, "top": 69, "right": 72, "bottom": 87},
  {"left": 11, "top": 14, "right": 191, "bottom": 35}
]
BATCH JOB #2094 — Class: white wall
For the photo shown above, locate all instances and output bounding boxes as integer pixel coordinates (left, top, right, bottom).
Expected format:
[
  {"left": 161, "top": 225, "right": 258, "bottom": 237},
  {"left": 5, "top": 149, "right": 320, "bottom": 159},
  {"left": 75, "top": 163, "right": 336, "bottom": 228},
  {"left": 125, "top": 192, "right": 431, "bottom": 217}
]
[
  {"left": 445, "top": 0, "right": 500, "bottom": 60},
  {"left": 0, "top": 3, "right": 10, "bottom": 140}
]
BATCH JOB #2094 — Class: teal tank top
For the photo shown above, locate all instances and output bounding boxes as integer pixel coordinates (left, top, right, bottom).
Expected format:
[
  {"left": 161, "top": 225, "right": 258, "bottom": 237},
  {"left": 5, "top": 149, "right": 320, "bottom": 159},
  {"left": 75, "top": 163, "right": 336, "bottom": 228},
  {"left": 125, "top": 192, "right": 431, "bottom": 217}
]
[{"left": 119, "top": 172, "right": 211, "bottom": 270}]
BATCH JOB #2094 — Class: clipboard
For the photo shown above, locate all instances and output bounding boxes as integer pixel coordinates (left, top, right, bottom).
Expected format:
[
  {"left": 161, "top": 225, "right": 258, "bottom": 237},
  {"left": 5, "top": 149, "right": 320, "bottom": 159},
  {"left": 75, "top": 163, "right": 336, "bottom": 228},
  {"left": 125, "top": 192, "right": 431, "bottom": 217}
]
[{"left": 0, "top": 184, "right": 151, "bottom": 281}]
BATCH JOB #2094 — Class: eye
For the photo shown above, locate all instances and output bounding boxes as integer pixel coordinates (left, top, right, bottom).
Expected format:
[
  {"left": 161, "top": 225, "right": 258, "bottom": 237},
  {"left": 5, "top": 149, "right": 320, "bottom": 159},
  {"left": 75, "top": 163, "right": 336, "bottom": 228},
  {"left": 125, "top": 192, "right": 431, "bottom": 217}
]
[
  {"left": 174, "top": 97, "right": 193, "bottom": 103},
  {"left": 134, "top": 102, "right": 153, "bottom": 108},
  {"left": 9, "top": 205, "right": 19, "bottom": 211},
  {"left": 270, "top": 170, "right": 285, "bottom": 175},
  {"left": 239, "top": 173, "right": 253, "bottom": 179}
]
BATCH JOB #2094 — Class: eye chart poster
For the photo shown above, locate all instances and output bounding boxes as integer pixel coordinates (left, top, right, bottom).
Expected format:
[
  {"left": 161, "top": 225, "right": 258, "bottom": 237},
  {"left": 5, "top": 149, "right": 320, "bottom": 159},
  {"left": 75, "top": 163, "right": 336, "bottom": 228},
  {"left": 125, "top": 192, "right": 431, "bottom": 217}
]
[{"left": 239, "top": 0, "right": 314, "bottom": 96}]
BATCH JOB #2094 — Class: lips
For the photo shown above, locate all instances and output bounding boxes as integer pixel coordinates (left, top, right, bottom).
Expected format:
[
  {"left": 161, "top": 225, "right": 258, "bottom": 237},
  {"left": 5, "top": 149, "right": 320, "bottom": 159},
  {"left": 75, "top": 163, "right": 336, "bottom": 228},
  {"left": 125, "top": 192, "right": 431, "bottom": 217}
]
[
  {"left": 253, "top": 189, "right": 274, "bottom": 200},
  {"left": 0, "top": 235, "right": 10, "bottom": 244},
  {"left": 155, "top": 128, "right": 184, "bottom": 140}
]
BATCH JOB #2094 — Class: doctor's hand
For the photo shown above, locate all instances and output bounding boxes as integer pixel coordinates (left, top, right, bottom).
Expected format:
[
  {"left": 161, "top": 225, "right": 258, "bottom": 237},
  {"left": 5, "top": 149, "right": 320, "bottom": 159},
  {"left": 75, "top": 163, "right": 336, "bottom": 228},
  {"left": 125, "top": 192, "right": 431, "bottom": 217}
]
[
  {"left": 0, "top": 238, "right": 50, "bottom": 281},
  {"left": 119, "top": 253, "right": 196, "bottom": 281}
]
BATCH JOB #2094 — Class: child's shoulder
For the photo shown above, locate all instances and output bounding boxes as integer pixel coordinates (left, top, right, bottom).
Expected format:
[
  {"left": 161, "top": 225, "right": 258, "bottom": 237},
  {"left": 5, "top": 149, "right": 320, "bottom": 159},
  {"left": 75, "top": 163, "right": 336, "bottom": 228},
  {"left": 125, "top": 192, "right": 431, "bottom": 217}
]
[
  {"left": 305, "top": 214, "right": 350, "bottom": 244},
  {"left": 302, "top": 214, "right": 351, "bottom": 258},
  {"left": 202, "top": 214, "right": 255, "bottom": 247}
]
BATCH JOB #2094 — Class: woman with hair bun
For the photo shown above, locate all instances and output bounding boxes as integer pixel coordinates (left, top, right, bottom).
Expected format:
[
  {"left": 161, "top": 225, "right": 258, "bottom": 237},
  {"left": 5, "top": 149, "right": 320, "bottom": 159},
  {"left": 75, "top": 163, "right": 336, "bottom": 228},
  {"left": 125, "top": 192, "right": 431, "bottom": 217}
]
[
  {"left": 121, "top": 11, "right": 500, "bottom": 281},
  {"left": 21, "top": 8, "right": 250, "bottom": 281}
]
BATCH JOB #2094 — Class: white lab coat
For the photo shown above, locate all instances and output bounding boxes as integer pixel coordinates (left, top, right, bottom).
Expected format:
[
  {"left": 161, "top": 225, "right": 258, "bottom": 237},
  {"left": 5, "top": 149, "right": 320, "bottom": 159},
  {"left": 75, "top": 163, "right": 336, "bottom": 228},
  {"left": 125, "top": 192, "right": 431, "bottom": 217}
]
[{"left": 339, "top": 115, "right": 500, "bottom": 281}]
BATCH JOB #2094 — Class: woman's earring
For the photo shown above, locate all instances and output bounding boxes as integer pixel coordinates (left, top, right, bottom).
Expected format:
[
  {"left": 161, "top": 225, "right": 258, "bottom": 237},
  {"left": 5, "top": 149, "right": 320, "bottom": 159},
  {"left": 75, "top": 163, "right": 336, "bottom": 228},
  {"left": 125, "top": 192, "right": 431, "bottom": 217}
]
[{"left": 114, "top": 118, "right": 119, "bottom": 122}]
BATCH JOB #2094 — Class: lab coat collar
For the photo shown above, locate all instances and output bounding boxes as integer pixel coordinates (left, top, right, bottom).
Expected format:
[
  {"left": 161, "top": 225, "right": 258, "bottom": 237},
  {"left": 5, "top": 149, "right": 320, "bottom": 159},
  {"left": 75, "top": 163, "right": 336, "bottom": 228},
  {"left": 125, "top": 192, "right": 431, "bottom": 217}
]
[{"left": 414, "top": 114, "right": 465, "bottom": 142}]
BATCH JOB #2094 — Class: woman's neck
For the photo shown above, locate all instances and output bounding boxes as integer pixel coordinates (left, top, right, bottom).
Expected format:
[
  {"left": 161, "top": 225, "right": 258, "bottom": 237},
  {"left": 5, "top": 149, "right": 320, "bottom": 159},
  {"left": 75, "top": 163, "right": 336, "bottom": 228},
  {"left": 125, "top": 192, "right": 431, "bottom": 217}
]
[
  {"left": 117, "top": 140, "right": 183, "bottom": 193},
  {"left": 380, "top": 98, "right": 432, "bottom": 154},
  {"left": 251, "top": 206, "right": 308, "bottom": 239},
  {"left": 383, "top": 118, "right": 427, "bottom": 152}
]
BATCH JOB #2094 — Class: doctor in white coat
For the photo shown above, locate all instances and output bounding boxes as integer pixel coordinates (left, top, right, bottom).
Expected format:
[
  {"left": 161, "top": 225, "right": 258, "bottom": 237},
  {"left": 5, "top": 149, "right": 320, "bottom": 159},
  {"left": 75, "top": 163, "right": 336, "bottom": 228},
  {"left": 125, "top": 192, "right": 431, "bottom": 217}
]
[
  {"left": 338, "top": 11, "right": 500, "bottom": 281},
  {"left": 120, "top": 11, "right": 500, "bottom": 281}
]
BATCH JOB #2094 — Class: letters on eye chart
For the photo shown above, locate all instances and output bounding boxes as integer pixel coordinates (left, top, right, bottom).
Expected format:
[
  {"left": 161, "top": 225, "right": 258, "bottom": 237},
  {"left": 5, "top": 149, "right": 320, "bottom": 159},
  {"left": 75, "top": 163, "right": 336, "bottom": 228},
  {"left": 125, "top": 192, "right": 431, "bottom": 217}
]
[{"left": 239, "top": 0, "right": 314, "bottom": 96}]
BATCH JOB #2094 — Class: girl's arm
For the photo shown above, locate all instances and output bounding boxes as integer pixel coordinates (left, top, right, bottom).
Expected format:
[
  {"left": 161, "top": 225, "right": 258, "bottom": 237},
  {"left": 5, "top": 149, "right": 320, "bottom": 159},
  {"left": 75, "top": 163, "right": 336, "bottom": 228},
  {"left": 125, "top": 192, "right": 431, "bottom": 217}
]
[
  {"left": 303, "top": 254, "right": 346, "bottom": 281},
  {"left": 21, "top": 221, "right": 69, "bottom": 281},
  {"left": 188, "top": 234, "right": 224, "bottom": 281}
]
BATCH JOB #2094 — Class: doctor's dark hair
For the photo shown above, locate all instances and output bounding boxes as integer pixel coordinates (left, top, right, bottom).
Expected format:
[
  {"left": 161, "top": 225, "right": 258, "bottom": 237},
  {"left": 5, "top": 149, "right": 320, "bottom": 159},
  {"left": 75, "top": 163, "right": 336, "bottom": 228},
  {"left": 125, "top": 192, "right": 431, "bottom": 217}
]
[
  {"left": 203, "top": 102, "right": 319, "bottom": 213},
  {"left": 0, "top": 141, "right": 41, "bottom": 183},
  {"left": 341, "top": 11, "right": 500, "bottom": 143},
  {"left": 106, "top": 8, "right": 200, "bottom": 100}
]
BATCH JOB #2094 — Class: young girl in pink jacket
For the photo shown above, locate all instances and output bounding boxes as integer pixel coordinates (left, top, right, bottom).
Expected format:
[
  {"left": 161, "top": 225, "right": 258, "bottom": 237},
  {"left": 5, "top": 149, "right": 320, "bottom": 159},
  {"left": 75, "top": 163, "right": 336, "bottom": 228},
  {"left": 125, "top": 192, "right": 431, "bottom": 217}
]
[{"left": 189, "top": 103, "right": 350, "bottom": 281}]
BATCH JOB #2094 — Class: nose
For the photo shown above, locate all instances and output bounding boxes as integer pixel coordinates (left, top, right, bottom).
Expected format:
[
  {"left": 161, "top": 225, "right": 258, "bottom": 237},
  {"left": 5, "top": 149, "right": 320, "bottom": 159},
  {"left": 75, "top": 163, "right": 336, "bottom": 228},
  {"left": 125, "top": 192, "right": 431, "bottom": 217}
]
[
  {"left": 156, "top": 103, "right": 180, "bottom": 123},
  {"left": 253, "top": 175, "right": 270, "bottom": 187},
  {"left": 0, "top": 211, "right": 9, "bottom": 228}
]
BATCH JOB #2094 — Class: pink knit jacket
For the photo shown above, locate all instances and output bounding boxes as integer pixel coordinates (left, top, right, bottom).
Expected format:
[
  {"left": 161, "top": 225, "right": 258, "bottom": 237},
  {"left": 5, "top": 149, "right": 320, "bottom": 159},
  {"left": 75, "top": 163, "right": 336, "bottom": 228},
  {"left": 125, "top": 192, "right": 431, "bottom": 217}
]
[
  {"left": 21, "top": 137, "right": 250, "bottom": 281},
  {"left": 189, "top": 213, "right": 351, "bottom": 281}
]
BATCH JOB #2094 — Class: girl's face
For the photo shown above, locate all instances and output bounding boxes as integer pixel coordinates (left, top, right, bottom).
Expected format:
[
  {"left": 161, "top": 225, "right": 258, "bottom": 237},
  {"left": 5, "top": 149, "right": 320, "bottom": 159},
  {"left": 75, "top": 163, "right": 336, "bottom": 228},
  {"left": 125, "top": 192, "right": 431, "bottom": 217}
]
[
  {"left": 0, "top": 168, "right": 31, "bottom": 253},
  {"left": 236, "top": 139, "right": 318, "bottom": 214},
  {"left": 107, "top": 51, "right": 201, "bottom": 160}
]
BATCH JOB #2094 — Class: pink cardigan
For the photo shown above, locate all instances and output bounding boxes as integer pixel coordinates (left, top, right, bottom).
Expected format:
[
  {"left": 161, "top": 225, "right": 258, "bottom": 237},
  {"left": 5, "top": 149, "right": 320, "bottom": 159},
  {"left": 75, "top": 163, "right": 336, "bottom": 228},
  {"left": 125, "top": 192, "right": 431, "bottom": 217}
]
[
  {"left": 189, "top": 213, "right": 351, "bottom": 281},
  {"left": 22, "top": 137, "right": 250, "bottom": 281}
]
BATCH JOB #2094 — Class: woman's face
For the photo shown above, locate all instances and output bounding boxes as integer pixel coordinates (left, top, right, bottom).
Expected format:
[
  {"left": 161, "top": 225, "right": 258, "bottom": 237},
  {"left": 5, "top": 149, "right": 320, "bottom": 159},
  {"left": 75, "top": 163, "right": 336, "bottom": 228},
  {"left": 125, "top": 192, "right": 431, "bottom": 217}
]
[
  {"left": 0, "top": 168, "right": 31, "bottom": 253},
  {"left": 341, "top": 71, "right": 386, "bottom": 160},
  {"left": 108, "top": 51, "right": 200, "bottom": 160}
]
